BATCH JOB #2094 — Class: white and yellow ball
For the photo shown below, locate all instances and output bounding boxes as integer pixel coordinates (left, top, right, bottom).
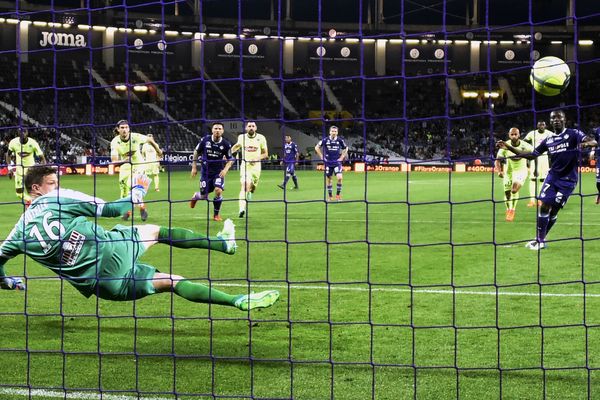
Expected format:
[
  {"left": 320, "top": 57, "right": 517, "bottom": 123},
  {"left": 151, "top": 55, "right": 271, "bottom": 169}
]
[{"left": 530, "top": 56, "right": 571, "bottom": 96}]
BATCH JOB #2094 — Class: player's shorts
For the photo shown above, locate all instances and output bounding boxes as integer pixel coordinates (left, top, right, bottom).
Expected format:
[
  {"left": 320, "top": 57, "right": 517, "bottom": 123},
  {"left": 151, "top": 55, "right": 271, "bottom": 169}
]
[
  {"left": 539, "top": 176, "right": 577, "bottom": 208},
  {"left": 95, "top": 224, "right": 157, "bottom": 301},
  {"left": 200, "top": 173, "right": 225, "bottom": 196},
  {"left": 325, "top": 163, "right": 343, "bottom": 178},
  {"left": 145, "top": 161, "right": 160, "bottom": 176},
  {"left": 529, "top": 155, "right": 550, "bottom": 180},
  {"left": 13, "top": 166, "right": 27, "bottom": 191},
  {"left": 595, "top": 161, "right": 600, "bottom": 183},
  {"left": 240, "top": 161, "right": 261, "bottom": 186},
  {"left": 503, "top": 169, "right": 528, "bottom": 190},
  {"left": 285, "top": 162, "right": 296, "bottom": 176},
  {"left": 119, "top": 165, "right": 146, "bottom": 198}
]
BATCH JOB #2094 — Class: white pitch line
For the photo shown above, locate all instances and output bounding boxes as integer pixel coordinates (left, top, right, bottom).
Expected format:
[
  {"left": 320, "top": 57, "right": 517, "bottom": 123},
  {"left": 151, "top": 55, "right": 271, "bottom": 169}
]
[
  {"left": 0, "top": 388, "right": 174, "bottom": 400},
  {"left": 213, "top": 282, "right": 599, "bottom": 298}
]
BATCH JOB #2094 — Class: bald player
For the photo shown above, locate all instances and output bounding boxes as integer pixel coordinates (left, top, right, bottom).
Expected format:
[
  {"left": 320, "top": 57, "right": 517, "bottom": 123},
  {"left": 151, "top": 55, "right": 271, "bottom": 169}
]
[{"left": 495, "top": 127, "right": 533, "bottom": 222}]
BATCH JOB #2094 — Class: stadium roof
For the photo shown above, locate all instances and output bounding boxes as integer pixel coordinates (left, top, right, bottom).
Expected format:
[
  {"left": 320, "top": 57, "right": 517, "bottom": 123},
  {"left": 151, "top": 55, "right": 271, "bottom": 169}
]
[{"left": 1, "top": 0, "right": 599, "bottom": 28}]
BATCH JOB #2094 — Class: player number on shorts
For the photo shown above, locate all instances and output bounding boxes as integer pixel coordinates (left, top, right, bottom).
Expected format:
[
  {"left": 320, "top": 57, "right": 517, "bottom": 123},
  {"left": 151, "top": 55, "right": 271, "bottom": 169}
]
[{"left": 29, "top": 212, "right": 66, "bottom": 254}]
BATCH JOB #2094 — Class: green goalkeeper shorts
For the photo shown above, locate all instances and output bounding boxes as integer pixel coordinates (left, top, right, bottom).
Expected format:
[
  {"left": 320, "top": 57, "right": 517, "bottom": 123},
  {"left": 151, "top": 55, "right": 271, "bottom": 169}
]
[{"left": 95, "top": 224, "right": 158, "bottom": 301}]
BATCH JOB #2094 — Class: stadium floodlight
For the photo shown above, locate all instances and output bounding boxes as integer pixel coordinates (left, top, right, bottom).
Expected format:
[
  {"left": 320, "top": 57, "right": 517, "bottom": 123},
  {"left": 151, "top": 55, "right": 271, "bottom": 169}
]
[
  {"left": 181, "top": 31, "right": 193, "bottom": 36},
  {"left": 133, "top": 85, "right": 148, "bottom": 92},
  {"left": 454, "top": 40, "right": 469, "bottom": 44},
  {"left": 114, "top": 85, "right": 127, "bottom": 91},
  {"left": 134, "top": 28, "right": 148, "bottom": 34},
  {"left": 405, "top": 39, "right": 419, "bottom": 44},
  {"left": 78, "top": 24, "right": 90, "bottom": 30},
  {"left": 579, "top": 40, "right": 593, "bottom": 45},
  {"left": 33, "top": 21, "right": 47, "bottom": 27},
  {"left": 48, "top": 22, "right": 62, "bottom": 28},
  {"left": 500, "top": 40, "right": 513, "bottom": 44},
  {"left": 551, "top": 40, "right": 563, "bottom": 44},
  {"left": 6, "top": 18, "right": 19, "bottom": 24},
  {"left": 223, "top": 34, "right": 237, "bottom": 39},
  {"left": 484, "top": 92, "right": 500, "bottom": 98},
  {"left": 462, "top": 91, "right": 478, "bottom": 98},
  {"left": 92, "top": 26, "right": 106, "bottom": 31}
]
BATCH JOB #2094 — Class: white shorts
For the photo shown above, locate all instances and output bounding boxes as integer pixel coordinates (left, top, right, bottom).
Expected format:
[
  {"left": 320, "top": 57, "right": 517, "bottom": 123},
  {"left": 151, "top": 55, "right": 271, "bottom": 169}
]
[
  {"left": 504, "top": 169, "right": 528, "bottom": 190},
  {"left": 239, "top": 162, "right": 261, "bottom": 186}
]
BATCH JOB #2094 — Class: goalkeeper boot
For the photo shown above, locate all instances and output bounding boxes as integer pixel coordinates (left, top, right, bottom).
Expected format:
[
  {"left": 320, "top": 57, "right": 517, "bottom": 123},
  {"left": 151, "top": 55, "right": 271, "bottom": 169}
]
[
  {"left": 122, "top": 210, "right": 131, "bottom": 221},
  {"left": 213, "top": 214, "right": 223, "bottom": 222},
  {"left": 277, "top": 184, "right": 285, "bottom": 190},
  {"left": 217, "top": 218, "right": 237, "bottom": 255},
  {"left": 336, "top": 195, "right": 342, "bottom": 202},
  {"left": 596, "top": 194, "right": 600, "bottom": 205},
  {"left": 140, "top": 206, "right": 148, "bottom": 222},
  {"left": 234, "top": 290, "right": 280, "bottom": 311}
]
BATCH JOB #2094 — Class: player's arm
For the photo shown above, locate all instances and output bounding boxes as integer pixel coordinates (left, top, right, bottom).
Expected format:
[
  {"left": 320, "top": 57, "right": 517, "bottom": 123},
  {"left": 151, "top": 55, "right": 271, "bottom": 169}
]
[
  {"left": 191, "top": 148, "right": 199, "bottom": 177},
  {"left": 494, "top": 150, "right": 505, "bottom": 177},
  {"left": 315, "top": 141, "right": 324, "bottom": 160},
  {"left": 0, "top": 239, "right": 26, "bottom": 291},
  {"left": 581, "top": 135, "right": 597, "bottom": 149},
  {"left": 34, "top": 142, "right": 47, "bottom": 164},
  {"left": 496, "top": 141, "right": 536, "bottom": 160},
  {"left": 220, "top": 158, "right": 234, "bottom": 178},
  {"left": 260, "top": 138, "right": 269, "bottom": 161},
  {"left": 5, "top": 150, "right": 14, "bottom": 178},
  {"left": 147, "top": 136, "right": 163, "bottom": 157},
  {"left": 230, "top": 135, "right": 243, "bottom": 155}
]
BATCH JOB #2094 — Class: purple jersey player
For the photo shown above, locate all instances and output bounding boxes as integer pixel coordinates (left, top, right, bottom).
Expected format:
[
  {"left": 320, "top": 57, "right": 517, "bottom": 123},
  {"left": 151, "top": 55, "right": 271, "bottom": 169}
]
[
  {"left": 497, "top": 110, "right": 597, "bottom": 250},
  {"left": 278, "top": 135, "right": 300, "bottom": 190},
  {"left": 593, "top": 126, "right": 600, "bottom": 203},
  {"left": 315, "top": 126, "right": 348, "bottom": 201},
  {"left": 190, "top": 122, "right": 234, "bottom": 221}
]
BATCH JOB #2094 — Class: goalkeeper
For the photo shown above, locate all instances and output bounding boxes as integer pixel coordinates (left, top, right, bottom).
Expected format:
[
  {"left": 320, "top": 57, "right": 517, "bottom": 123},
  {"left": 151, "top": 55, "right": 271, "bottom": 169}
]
[{"left": 0, "top": 166, "right": 279, "bottom": 311}]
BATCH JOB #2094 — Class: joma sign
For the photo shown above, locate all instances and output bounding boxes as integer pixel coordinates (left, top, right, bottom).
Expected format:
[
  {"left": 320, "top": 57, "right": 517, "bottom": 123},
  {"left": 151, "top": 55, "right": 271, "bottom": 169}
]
[{"left": 39, "top": 31, "right": 87, "bottom": 47}]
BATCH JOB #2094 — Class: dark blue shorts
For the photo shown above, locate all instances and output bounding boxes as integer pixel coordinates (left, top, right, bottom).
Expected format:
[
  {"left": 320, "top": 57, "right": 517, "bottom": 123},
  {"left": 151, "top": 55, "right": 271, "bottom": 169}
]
[
  {"left": 595, "top": 164, "right": 600, "bottom": 183},
  {"left": 200, "top": 174, "right": 225, "bottom": 196},
  {"left": 539, "top": 176, "right": 576, "bottom": 208},
  {"left": 285, "top": 162, "right": 296, "bottom": 176},
  {"left": 325, "top": 163, "right": 343, "bottom": 177}
]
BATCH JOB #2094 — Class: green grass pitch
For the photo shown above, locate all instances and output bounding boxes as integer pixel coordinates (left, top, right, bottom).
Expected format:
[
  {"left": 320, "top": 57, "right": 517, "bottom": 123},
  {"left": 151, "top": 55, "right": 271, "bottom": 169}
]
[{"left": 1, "top": 169, "right": 600, "bottom": 399}]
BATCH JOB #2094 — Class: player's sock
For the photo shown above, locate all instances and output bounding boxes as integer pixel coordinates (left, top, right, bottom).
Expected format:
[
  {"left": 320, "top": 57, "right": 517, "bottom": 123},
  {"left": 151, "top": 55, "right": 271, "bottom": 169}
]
[
  {"left": 174, "top": 280, "right": 236, "bottom": 305},
  {"left": 154, "top": 175, "right": 160, "bottom": 190},
  {"left": 336, "top": 183, "right": 342, "bottom": 195},
  {"left": 510, "top": 191, "right": 519, "bottom": 210},
  {"left": 213, "top": 196, "right": 223, "bottom": 216},
  {"left": 283, "top": 175, "right": 290, "bottom": 186},
  {"left": 546, "top": 216, "right": 558, "bottom": 235},
  {"left": 239, "top": 189, "right": 246, "bottom": 212},
  {"left": 327, "top": 185, "right": 333, "bottom": 197},
  {"left": 292, "top": 176, "right": 298, "bottom": 188},
  {"left": 529, "top": 179, "right": 537, "bottom": 201},
  {"left": 536, "top": 210, "right": 551, "bottom": 242},
  {"left": 504, "top": 191, "right": 511, "bottom": 210},
  {"left": 158, "top": 227, "right": 227, "bottom": 252}
]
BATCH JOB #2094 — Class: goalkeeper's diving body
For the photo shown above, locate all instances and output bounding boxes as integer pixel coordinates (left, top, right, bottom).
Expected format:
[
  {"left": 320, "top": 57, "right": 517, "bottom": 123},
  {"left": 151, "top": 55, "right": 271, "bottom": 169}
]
[{"left": 0, "top": 166, "right": 280, "bottom": 311}]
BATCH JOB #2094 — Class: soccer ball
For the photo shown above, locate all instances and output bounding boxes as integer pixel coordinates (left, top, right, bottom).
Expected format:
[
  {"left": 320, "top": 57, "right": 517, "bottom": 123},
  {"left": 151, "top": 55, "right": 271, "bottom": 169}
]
[{"left": 530, "top": 56, "right": 570, "bottom": 96}]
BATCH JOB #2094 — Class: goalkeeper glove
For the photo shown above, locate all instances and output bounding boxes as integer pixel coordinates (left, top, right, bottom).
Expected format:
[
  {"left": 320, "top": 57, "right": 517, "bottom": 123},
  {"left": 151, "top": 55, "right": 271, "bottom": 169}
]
[
  {"left": 1, "top": 277, "right": 26, "bottom": 291},
  {"left": 131, "top": 174, "right": 151, "bottom": 204}
]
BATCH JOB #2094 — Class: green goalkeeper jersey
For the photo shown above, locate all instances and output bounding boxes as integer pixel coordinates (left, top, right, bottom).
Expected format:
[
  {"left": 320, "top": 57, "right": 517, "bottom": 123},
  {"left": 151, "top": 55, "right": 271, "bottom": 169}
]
[
  {"left": 0, "top": 189, "right": 133, "bottom": 296},
  {"left": 496, "top": 140, "right": 533, "bottom": 172}
]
